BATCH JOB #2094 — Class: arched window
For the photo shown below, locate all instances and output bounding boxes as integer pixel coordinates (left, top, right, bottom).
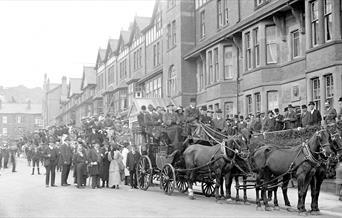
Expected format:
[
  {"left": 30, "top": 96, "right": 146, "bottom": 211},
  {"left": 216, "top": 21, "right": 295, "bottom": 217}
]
[{"left": 168, "top": 65, "right": 177, "bottom": 97}]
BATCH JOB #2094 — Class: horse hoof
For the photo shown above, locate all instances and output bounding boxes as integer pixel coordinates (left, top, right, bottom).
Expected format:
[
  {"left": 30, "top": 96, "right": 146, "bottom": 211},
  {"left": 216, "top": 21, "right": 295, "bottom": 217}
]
[
  {"left": 286, "top": 206, "right": 296, "bottom": 212},
  {"left": 310, "top": 211, "right": 320, "bottom": 216},
  {"left": 243, "top": 201, "right": 250, "bottom": 205},
  {"left": 256, "top": 206, "right": 264, "bottom": 211},
  {"left": 298, "top": 212, "right": 308, "bottom": 216},
  {"left": 226, "top": 198, "right": 233, "bottom": 204},
  {"left": 273, "top": 206, "right": 280, "bottom": 211},
  {"left": 235, "top": 200, "right": 242, "bottom": 205},
  {"left": 265, "top": 207, "right": 272, "bottom": 211},
  {"left": 216, "top": 200, "right": 224, "bottom": 204}
]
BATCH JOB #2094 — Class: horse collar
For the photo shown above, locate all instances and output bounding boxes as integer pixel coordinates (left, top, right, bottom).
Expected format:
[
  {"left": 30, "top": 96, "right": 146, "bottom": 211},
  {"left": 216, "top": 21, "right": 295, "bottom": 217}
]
[{"left": 302, "top": 143, "right": 321, "bottom": 168}]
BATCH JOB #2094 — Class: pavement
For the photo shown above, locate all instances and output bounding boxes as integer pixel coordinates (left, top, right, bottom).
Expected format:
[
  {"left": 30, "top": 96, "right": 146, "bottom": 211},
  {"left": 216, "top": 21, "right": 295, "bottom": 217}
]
[{"left": 0, "top": 158, "right": 341, "bottom": 218}]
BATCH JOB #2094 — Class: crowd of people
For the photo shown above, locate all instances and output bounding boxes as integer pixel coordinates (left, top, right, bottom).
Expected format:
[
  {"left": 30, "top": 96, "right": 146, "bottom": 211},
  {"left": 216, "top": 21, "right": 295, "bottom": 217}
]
[
  {"left": 137, "top": 98, "right": 342, "bottom": 139},
  {"left": 10, "top": 96, "right": 342, "bottom": 192}
]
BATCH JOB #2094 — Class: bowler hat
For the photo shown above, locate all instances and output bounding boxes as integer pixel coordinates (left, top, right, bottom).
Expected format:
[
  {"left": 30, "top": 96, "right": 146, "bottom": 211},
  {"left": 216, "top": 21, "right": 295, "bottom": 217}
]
[
  {"left": 308, "top": 101, "right": 315, "bottom": 106},
  {"left": 301, "top": 105, "right": 307, "bottom": 109},
  {"left": 288, "top": 104, "right": 294, "bottom": 108},
  {"left": 339, "top": 97, "right": 342, "bottom": 102},
  {"left": 274, "top": 108, "right": 279, "bottom": 113},
  {"left": 141, "top": 105, "right": 146, "bottom": 110}
]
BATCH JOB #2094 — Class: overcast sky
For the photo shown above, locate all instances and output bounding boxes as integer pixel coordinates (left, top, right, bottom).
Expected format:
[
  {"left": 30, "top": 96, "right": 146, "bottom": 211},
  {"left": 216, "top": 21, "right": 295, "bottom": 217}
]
[{"left": 0, "top": 0, "right": 155, "bottom": 89}]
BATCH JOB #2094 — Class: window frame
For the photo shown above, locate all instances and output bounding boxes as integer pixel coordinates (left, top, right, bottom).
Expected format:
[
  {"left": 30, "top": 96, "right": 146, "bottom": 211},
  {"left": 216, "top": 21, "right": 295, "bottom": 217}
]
[
  {"left": 217, "top": 0, "right": 223, "bottom": 29},
  {"left": 311, "top": 0, "right": 319, "bottom": 47},
  {"left": 325, "top": 74, "right": 334, "bottom": 103},
  {"left": 265, "top": 25, "right": 278, "bottom": 64},
  {"left": 168, "top": 65, "right": 177, "bottom": 97},
  {"left": 312, "top": 77, "right": 321, "bottom": 111},
  {"left": 223, "top": 46, "right": 233, "bottom": 80},
  {"left": 291, "top": 29, "right": 300, "bottom": 59},
  {"left": 246, "top": 95, "right": 253, "bottom": 115},
  {"left": 245, "top": 32, "right": 252, "bottom": 70},
  {"left": 253, "top": 28, "right": 260, "bottom": 67},
  {"left": 200, "top": 10, "right": 206, "bottom": 38},
  {"left": 255, "top": 93, "right": 261, "bottom": 113},
  {"left": 323, "top": 0, "right": 332, "bottom": 42}
]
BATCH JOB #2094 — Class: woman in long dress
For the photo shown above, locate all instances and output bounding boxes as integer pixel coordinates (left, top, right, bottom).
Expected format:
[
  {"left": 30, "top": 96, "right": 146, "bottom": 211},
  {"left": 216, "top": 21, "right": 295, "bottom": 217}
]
[{"left": 108, "top": 145, "right": 123, "bottom": 189}]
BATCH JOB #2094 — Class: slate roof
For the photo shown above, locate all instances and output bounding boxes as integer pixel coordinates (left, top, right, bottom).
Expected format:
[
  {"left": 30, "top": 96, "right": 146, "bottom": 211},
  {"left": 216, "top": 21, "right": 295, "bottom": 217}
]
[
  {"left": 135, "top": 16, "right": 151, "bottom": 31},
  {"left": 0, "top": 103, "right": 42, "bottom": 114},
  {"left": 82, "top": 66, "right": 96, "bottom": 89},
  {"left": 108, "top": 39, "right": 119, "bottom": 51},
  {"left": 69, "top": 78, "right": 82, "bottom": 97}
]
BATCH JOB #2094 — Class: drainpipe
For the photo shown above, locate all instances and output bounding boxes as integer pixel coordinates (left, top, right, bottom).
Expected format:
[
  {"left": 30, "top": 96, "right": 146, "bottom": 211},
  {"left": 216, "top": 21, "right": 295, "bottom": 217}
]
[
  {"left": 236, "top": 45, "right": 240, "bottom": 115},
  {"left": 237, "top": 0, "right": 241, "bottom": 23}
]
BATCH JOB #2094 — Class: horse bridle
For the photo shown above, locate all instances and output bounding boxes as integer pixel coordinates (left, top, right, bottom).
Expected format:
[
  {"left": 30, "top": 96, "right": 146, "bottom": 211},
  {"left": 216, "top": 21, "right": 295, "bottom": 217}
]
[{"left": 307, "top": 130, "right": 331, "bottom": 164}]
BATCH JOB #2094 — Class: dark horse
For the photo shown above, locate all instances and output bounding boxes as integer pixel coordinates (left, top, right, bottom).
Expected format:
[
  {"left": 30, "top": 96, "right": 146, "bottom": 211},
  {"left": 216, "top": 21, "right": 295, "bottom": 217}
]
[
  {"left": 308, "top": 131, "right": 342, "bottom": 215},
  {"left": 252, "top": 129, "right": 333, "bottom": 213},
  {"left": 183, "top": 135, "right": 248, "bottom": 201}
]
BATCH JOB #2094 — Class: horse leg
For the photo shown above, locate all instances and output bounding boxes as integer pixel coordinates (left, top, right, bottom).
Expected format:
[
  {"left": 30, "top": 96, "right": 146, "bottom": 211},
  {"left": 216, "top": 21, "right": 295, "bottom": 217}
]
[
  {"left": 243, "top": 175, "right": 249, "bottom": 204},
  {"left": 220, "top": 175, "right": 225, "bottom": 199},
  {"left": 255, "top": 174, "right": 262, "bottom": 210},
  {"left": 310, "top": 169, "right": 324, "bottom": 215},
  {"left": 235, "top": 176, "right": 241, "bottom": 203},
  {"left": 282, "top": 175, "right": 292, "bottom": 209},
  {"left": 297, "top": 173, "right": 306, "bottom": 213},
  {"left": 187, "top": 171, "right": 195, "bottom": 200},
  {"left": 225, "top": 172, "right": 233, "bottom": 202},
  {"left": 215, "top": 170, "right": 223, "bottom": 203},
  {"left": 273, "top": 185, "right": 279, "bottom": 210}
]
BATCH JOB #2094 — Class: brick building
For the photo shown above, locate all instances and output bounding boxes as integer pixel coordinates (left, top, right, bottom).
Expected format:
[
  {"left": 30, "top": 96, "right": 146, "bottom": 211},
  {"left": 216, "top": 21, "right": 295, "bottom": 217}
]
[
  {"left": 185, "top": 0, "right": 342, "bottom": 117},
  {"left": 46, "top": 0, "right": 342, "bottom": 127},
  {"left": 0, "top": 100, "right": 43, "bottom": 140}
]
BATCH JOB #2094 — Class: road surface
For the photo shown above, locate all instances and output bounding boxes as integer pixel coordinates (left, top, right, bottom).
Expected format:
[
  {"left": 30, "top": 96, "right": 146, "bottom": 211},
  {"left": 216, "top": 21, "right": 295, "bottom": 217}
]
[{"left": 0, "top": 158, "right": 340, "bottom": 217}]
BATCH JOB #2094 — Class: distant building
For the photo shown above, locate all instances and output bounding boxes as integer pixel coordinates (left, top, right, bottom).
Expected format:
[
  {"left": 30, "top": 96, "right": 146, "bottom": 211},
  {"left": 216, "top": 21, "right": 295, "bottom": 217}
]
[
  {"left": 42, "top": 75, "right": 68, "bottom": 127},
  {"left": 0, "top": 100, "right": 43, "bottom": 140}
]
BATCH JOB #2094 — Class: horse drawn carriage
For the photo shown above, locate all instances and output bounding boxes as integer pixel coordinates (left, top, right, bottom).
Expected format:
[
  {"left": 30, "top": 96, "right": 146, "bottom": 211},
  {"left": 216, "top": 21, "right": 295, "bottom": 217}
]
[
  {"left": 135, "top": 120, "right": 342, "bottom": 213},
  {"left": 135, "top": 123, "right": 223, "bottom": 197}
]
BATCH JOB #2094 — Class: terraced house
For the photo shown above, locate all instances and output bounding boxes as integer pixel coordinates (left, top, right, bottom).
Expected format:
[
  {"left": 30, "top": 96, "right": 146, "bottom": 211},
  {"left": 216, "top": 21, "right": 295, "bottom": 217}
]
[
  {"left": 185, "top": 0, "right": 342, "bottom": 117},
  {"left": 47, "top": 0, "right": 342, "bottom": 127}
]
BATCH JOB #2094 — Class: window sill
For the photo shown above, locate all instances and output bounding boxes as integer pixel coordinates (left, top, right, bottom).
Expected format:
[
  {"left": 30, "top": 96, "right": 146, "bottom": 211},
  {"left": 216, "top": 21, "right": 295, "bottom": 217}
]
[{"left": 306, "top": 40, "right": 342, "bottom": 54}]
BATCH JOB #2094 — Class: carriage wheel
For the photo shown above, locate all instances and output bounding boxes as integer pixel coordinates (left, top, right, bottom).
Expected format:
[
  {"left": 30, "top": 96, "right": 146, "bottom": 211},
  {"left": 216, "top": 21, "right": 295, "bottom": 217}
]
[
  {"left": 176, "top": 180, "right": 188, "bottom": 193},
  {"left": 161, "top": 164, "right": 176, "bottom": 195},
  {"left": 201, "top": 182, "right": 215, "bottom": 197},
  {"left": 136, "top": 155, "right": 152, "bottom": 191}
]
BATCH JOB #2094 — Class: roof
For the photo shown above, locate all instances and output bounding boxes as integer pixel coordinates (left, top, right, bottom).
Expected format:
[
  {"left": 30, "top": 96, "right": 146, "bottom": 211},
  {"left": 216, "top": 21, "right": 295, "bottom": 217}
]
[
  {"left": 120, "top": 30, "right": 131, "bottom": 44},
  {"left": 99, "top": 49, "right": 106, "bottom": 62},
  {"left": 0, "top": 103, "right": 42, "bottom": 114},
  {"left": 68, "top": 78, "right": 82, "bottom": 97},
  {"left": 81, "top": 66, "right": 96, "bottom": 89},
  {"left": 128, "top": 98, "right": 174, "bottom": 118},
  {"left": 108, "top": 39, "right": 118, "bottom": 52},
  {"left": 135, "top": 16, "right": 151, "bottom": 31}
]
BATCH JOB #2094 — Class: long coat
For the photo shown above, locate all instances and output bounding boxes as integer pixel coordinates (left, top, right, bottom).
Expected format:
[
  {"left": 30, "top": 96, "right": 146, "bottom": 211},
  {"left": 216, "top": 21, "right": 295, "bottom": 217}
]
[
  {"left": 42, "top": 146, "right": 59, "bottom": 167},
  {"left": 99, "top": 148, "right": 110, "bottom": 181},
  {"left": 108, "top": 150, "right": 123, "bottom": 187},
  {"left": 73, "top": 151, "right": 88, "bottom": 178},
  {"left": 87, "top": 148, "right": 101, "bottom": 176},
  {"left": 60, "top": 143, "right": 73, "bottom": 165},
  {"left": 126, "top": 151, "right": 141, "bottom": 171}
]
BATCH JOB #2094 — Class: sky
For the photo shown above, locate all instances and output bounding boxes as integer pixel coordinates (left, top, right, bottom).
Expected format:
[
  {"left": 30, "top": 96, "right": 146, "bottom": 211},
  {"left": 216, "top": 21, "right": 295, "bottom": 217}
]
[{"left": 0, "top": 0, "right": 155, "bottom": 89}]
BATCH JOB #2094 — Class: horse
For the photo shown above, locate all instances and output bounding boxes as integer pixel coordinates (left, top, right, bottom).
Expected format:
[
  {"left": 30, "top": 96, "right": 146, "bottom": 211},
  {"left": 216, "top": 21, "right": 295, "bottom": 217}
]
[
  {"left": 309, "top": 131, "right": 342, "bottom": 215},
  {"left": 265, "top": 128, "right": 342, "bottom": 214},
  {"left": 251, "top": 129, "right": 333, "bottom": 213},
  {"left": 183, "top": 135, "right": 248, "bottom": 201},
  {"left": 222, "top": 128, "right": 252, "bottom": 203}
]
